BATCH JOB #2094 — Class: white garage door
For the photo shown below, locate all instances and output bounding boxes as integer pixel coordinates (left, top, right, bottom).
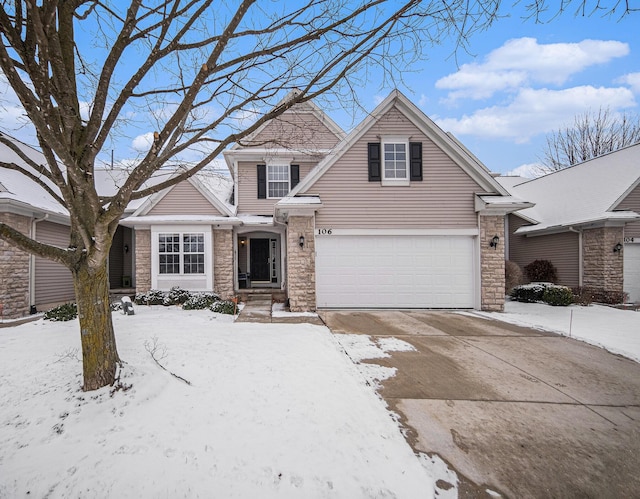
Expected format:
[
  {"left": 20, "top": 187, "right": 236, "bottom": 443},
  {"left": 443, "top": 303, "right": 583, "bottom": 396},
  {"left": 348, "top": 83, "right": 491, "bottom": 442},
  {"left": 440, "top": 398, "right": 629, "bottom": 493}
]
[
  {"left": 624, "top": 244, "right": 640, "bottom": 303},
  {"left": 315, "top": 235, "right": 476, "bottom": 308}
]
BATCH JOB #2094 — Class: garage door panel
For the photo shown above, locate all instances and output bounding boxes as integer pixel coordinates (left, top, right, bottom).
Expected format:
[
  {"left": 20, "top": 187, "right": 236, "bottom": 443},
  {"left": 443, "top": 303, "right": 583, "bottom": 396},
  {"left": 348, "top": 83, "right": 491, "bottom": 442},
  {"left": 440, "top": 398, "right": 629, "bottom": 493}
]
[
  {"left": 624, "top": 244, "right": 640, "bottom": 303},
  {"left": 316, "top": 235, "right": 475, "bottom": 308}
]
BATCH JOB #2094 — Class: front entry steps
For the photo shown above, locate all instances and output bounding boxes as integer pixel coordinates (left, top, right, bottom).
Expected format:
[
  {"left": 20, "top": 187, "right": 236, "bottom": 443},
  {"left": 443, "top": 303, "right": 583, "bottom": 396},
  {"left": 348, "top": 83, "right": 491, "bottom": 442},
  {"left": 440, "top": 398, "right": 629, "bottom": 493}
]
[{"left": 236, "top": 294, "right": 273, "bottom": 323}]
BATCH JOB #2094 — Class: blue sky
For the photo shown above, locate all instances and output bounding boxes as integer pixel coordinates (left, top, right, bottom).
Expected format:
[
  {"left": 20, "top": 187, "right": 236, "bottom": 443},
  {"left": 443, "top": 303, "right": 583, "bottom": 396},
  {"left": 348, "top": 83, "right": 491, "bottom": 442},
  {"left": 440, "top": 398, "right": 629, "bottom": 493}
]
[
  {"left": 1, "top": 5, "right": 638, "bottom": 178},
  {"left": 355, "top": 7, "right": 640, "bottom": 176}
]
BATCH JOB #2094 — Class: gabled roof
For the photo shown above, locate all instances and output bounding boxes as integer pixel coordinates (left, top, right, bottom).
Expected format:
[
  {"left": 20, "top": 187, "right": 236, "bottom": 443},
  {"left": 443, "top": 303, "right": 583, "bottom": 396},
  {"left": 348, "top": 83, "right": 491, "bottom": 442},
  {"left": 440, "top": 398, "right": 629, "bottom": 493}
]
[
  {"left": 227, "top": 89, "right": 346, "bottom": 153},
  {"left": 0, "top": 132, "right": 235, "bottom": 223},
  {"left": 289, "top": 89, "right": 510, "bottom": 197},
  {"left": 130, "top": 172, "right": 234, "bottom": 218},
  {"left": 498, "top": 143, "right": 640, "bottom": 235}
]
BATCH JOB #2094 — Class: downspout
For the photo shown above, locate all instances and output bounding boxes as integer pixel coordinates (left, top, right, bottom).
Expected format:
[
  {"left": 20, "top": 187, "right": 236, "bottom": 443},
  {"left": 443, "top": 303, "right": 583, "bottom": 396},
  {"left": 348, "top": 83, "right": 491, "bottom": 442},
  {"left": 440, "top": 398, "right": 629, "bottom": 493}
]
[
  {"left": 29, "top": 213, "right": 49, "bottom": 312},
  {"left": 568, "top": 226, "right": 583, "bottom": 287}
]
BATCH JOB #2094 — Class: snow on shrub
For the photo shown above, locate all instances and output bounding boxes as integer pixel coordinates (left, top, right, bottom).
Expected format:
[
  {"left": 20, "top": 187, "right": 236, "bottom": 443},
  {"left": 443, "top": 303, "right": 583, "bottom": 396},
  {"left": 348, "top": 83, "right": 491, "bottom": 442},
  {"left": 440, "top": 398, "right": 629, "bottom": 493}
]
[
  {"left": 43, "top": 303, "right": 78, "bottom": 321},
  {"left": 510, "top": 283, "right": 549, "bottom": 303},
  {"left": 167, "top": 286, "right": 191, "bottom": 305},
  {"left": 182, "top": 292, "right": 220, "bottom": 310},
  {"left": 511, "top": 283, "right": 574, "bottom": 307},
  {"left": 134, "top": 289, "right": 165, "bottom": 305},
  {"left": 210, "top": 300, "right": 236, "bottom": 315}
]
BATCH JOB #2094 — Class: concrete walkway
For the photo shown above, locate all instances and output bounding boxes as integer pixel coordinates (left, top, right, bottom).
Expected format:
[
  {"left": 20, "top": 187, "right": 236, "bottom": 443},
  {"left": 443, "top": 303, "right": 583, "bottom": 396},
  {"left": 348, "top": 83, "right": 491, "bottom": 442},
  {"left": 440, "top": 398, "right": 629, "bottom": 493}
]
[
  {"left": 236, "top": 294, "right": 323, "bottom": 325},
  {"left": 321, "top": 310, "right": 640, "bottom": 498}
]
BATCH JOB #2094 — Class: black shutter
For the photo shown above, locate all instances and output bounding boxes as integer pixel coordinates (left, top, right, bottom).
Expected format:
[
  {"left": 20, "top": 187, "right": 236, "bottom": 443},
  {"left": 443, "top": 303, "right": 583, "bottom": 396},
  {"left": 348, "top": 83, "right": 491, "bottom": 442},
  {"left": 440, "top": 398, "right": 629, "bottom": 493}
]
[
  {"left": 257, "top": 164, "right": 266, "bottom": 199},
  {"left": 368, "top": 142, "right": 381, "bottom": 181},
  {"left": 409, "top": 142, "right": 422, "bottom": 181},
  {"left": 290, "top": 164, "right": 300, "bottom": 189}
]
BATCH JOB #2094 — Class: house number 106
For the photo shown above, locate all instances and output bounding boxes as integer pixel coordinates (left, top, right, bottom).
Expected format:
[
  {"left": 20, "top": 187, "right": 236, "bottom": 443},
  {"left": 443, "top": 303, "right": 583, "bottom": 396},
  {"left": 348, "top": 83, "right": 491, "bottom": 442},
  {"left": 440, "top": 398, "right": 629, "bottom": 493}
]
[{"left": 317, "top": 229, "right": 333, "bottom": 235}]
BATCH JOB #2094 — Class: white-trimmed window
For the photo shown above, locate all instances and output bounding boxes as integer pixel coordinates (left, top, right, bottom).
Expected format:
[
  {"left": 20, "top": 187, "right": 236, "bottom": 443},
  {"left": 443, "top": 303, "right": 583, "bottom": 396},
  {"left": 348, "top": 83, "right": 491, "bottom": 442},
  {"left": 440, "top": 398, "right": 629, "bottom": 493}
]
[
  {"left": 267, "top": 164, "right": 290, "bottom": 198},
  {"left": 158, "top": 232, "right": 205, "bottom": 274},
  {"left": 382, "top": 138, "right": 409, "bottom": 185}
]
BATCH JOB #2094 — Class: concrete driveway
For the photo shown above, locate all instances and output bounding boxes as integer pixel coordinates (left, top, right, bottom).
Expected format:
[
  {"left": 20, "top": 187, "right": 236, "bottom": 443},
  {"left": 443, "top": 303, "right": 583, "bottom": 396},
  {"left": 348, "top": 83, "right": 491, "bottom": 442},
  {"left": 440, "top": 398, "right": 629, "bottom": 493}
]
[{"left": 320, "top": 310, "right": 640, "bottom": 498}]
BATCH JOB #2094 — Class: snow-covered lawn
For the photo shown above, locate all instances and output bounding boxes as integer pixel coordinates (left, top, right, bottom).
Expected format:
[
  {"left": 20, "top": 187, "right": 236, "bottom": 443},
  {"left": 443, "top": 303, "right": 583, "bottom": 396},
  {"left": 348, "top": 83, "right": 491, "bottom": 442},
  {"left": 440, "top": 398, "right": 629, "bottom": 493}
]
[
  {"left": 0, "top": 307, "right": 434, "bottom": 498},
  {"left": 477, "top": 300, "right": 640, "bottom": 363}
]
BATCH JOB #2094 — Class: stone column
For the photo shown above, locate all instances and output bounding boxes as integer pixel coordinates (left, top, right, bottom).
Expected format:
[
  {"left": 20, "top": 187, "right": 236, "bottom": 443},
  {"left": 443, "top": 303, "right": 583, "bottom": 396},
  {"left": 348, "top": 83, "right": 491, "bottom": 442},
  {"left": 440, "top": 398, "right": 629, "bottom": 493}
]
[
  {"left": 287, "top": 215, "right": 316, "bottom": 312},
  {"left": 135, "top": 229, "right": 151, "bottom": 292},
  {"left": 0, "top": 213, "right": 31, "bottom": 319},
  {"left": 583, "top": 227, "right": 624, "bottom": 299},
  {"left": 213, "top": 228, "right": 234, "bottom": 299},
  {"left": 480, "top": 215, "right": 505, "bottom": 312}
]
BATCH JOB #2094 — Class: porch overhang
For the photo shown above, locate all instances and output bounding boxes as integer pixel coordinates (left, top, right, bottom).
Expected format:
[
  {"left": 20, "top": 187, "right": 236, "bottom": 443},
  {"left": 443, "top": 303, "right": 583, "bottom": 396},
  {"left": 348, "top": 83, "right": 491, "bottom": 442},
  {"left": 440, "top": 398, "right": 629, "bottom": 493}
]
[
  {"left": 274, "top": 195, "right": 323, "bottom": 223},
  {"left": 475, "top": 194, "right": 535, "bottom": 216},
  {"left": 120, "top": 214, "right": 242, "bottom": 229}
]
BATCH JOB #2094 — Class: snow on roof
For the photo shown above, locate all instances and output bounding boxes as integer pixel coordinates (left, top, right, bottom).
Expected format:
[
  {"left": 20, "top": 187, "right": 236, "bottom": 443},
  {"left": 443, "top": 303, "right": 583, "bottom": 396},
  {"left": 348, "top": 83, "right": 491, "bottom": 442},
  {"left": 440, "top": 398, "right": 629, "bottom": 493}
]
[
  {"left": 1, "top": 133, "right": 234, "bottom": 219},
  {"left": 0, "top": 134, "right": 68, "bottom": 218},
  {"left": 276, "top": 195, "right": 322, "bottom": 206},
  {"left": 498, "top": 144, "right": 640, "bottom": 233}
]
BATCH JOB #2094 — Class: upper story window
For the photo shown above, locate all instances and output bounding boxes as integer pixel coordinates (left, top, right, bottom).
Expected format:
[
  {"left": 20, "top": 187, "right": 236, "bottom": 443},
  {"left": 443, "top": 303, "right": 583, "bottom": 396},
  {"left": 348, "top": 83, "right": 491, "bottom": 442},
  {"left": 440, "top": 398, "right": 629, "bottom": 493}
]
[
  {"left": 368, "top": 139, "right": 422, "bottom": 185},
  {"left": 257, "top": 162, "right": 300, "bottom": 199},
  {"left": 267, "top": 165, "right": 290, "bottom": 198},
  {"left": 383, "top": 141, "right": 408, "bottom": 181}
]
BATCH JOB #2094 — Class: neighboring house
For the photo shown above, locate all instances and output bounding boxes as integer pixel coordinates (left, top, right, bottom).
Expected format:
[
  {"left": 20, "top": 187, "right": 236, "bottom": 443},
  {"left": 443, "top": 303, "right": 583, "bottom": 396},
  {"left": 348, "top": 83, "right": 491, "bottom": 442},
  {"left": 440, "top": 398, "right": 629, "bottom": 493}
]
[
  {"left": 498, "top": 143, "right": 640, "bottom": 303},
  {"left": 2, "top": 90, "right": 531, "bottom": 318}
]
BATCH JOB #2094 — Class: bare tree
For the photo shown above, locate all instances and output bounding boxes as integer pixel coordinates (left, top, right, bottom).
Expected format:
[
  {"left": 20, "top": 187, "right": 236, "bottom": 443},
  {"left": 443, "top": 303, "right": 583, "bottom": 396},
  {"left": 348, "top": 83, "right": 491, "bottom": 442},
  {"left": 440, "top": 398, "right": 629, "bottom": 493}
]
[
  {"left": 0, "top": 0, "right": 634, "bottom": 391},
  {"left": 541, "top": 107, "right": 640, "bottom": 172}
]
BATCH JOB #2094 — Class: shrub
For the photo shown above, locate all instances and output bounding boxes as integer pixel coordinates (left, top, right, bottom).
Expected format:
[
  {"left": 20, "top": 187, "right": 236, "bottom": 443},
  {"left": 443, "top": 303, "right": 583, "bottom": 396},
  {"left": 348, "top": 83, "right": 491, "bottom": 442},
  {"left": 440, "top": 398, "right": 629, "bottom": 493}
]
[
  {"left": 571, "top": 287, "right": 594, "bottom": 306},
  {"left": 182, "top": 292, "right": 220, "bottom": 310},
  {"left": 510, "top": 283, "right": 548, "bottom": 303},
  {"left": 542, "top": 285, "right": 573, "bottom": 306},
  {"left": 44, "top": 303, "right": 78, "bottom": 321},
  {"left": 167, "top": 286, "right": 191, "bottom": 305},
  {"left": 524, "top": 260, "right": 558, "bottom": 283},
  {"left": 210, "top": 300, "right": 236, "bottom": 315},
  {"left": 134, "top": 289, "right": 166, "bottom": 305},
  {"left": 505, "top": 260, "right": 524, "bottom": 293}
]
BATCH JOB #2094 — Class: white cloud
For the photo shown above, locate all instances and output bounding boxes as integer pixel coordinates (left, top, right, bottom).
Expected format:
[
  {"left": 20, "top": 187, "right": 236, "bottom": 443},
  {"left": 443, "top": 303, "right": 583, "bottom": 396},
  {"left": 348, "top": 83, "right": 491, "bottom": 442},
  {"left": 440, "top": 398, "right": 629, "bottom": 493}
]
[
  {"left": 616, "top": 72, "right": 640, "bottom": 94},
  {"left": 131, "top": 132, "right": 154, "bottom": 152},
  {"left": 436, "top": 38, "right": 629, "bottom": 101},
  {"left": 435, "top": 85, "right": 636, "bottom": 143},
  {"left": 418, "top": 94, "right": 429, "bottom": 107},
  {"left": 373, "top": 94, "right": 385, "bottom": 105}
]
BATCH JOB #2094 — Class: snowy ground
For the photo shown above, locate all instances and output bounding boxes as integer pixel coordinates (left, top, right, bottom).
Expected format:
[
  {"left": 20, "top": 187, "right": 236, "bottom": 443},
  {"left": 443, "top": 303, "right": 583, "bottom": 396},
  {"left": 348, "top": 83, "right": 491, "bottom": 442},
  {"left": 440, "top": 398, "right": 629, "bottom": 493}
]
[
  {"left": 0, "top": 307, "right": 435, "bottom": 498},
  {"left": 477, "top": 300, "right": 640, "bottom": 363}
]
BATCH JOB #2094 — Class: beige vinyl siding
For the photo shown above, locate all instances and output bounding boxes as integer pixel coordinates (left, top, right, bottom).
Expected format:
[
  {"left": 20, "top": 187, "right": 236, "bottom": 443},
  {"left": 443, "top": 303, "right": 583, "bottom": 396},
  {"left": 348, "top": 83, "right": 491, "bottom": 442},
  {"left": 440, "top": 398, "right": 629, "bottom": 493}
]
[
  {"left": 246, "top": 109, "right": 341, "bottom": 150},
  {"left": 617, "top": 183, "right": 640, "bottom": 239},
  {"left": 238, "top": 161, "right": 317, "bottom": 215},
  {"left": 34, "top": 221, "right": 75, "bottom": 308},
  {"left": 148, "top": 181, "right": 224, "bottom": 216},
  {"left": 309, "top": 106, "right": 482, "bottom": 228},
  {"left": 508, "top": 214, "right": 580, "bottom": 286}
]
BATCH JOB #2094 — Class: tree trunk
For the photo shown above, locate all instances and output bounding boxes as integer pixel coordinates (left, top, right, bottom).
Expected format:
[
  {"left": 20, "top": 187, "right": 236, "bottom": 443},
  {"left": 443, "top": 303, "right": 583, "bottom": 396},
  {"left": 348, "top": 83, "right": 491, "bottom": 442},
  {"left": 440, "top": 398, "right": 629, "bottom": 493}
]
[{"left": 73, "top": 259, "right": 121, "bottom": 391}]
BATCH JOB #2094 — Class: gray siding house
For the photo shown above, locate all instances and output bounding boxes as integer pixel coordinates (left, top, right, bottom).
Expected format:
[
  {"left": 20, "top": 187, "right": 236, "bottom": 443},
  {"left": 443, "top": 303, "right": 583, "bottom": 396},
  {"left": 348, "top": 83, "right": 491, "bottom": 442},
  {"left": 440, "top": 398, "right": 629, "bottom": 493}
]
[
  {"left": 499, "top": 143, "right": 640, "bottom": 303},
  {"left": 1, "top": 90, "right": 531, "bottom": 319}
]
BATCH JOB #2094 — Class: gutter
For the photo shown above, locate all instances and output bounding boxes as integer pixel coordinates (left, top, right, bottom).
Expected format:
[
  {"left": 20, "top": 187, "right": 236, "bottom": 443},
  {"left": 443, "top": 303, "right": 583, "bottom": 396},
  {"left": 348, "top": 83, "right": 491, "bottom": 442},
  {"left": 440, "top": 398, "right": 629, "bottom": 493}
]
[{"left": 29, "top": 213, "right": 49, "bottom": 311}]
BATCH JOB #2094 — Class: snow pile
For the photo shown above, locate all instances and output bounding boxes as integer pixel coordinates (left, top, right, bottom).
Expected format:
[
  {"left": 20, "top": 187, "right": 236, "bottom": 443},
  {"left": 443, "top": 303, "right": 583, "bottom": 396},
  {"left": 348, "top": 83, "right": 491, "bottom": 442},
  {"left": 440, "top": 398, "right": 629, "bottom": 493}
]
[
  {"left": 478, "top": 301, "right": 640, "bottom": 363},
  {"left": 0, "top": 307, "right": 433, "bottom": 498}
]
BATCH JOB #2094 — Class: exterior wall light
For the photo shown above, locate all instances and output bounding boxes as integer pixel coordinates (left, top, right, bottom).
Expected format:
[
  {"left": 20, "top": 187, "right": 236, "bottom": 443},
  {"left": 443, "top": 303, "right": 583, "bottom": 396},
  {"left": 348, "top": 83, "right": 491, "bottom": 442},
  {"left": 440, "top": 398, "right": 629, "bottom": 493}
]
[
  {"left": 489, "top": 235, "right": 500, "bottom": 249},
  {"left": 613, "top": 242, "right": 623, "bottom": 253},
  {"left": 299, "top": 235, "right": 305, "bottom": 248}
]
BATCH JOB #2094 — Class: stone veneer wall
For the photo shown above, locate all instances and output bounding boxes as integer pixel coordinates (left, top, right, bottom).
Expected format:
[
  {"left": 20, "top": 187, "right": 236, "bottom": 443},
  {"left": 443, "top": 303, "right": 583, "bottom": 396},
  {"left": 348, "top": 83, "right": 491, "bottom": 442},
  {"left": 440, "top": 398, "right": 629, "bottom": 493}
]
[
  {"left": 583, "top": 227, "right": 624, "bottom": 295},
  {"left": 213, "top": 228, "right": 234, "bottom": 299},
  {"left": 134, "top": 229, "right": 151, "bottom": 293},
  {"left": 0, "top": 213, "right": 31, "bottom": 319},
  {"left": 287, "top": 215, "right": 316, "bottom": 312},
  {"left": 480, "top": 215, "right": 505, "bottom": 312}
]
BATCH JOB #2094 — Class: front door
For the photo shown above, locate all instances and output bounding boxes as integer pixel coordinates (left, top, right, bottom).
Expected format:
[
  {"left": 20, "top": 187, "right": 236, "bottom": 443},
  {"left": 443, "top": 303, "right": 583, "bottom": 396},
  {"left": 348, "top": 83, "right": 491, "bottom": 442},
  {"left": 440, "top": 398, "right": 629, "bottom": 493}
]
[{"left": 250, "top": 238, "right": 271, "bottom": 282}]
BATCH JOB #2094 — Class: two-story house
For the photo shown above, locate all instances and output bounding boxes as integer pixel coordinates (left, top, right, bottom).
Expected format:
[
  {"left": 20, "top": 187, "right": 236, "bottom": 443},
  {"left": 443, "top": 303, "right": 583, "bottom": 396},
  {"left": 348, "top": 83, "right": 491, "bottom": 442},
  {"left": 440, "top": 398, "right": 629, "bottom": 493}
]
[{"left": 1, "top": 90, "right": 529, "bottom": 318}]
